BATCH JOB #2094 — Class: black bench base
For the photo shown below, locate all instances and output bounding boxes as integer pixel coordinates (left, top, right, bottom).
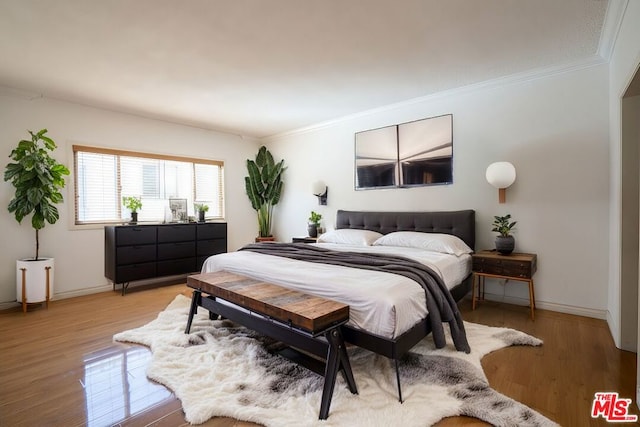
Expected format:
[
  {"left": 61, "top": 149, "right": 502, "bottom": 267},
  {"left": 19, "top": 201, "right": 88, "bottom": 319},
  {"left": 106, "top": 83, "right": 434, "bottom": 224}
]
[{"left": 185, "top": 289, "right": 358, "bottom": 420}]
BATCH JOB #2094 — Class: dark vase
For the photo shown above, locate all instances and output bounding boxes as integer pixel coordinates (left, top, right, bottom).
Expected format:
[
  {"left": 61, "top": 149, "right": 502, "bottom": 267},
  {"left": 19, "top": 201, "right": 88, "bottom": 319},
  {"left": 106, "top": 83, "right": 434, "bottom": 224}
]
[
  {"left": 130, "top": 212, "right": 138, "bottom": 225},
  {"left": 308, "top": 224, "right": 318, "bottom": 238},
  {"left": 198, "top": 210, "right": 205, "bottom": 222},
  {"left": 495, "top": 235, "right": 515, "bottom": 255}
]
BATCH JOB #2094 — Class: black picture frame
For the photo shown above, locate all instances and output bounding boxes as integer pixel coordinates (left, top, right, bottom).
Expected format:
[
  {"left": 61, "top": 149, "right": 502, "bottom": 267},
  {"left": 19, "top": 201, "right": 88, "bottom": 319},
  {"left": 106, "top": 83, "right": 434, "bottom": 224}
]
[{"left": 355, "top": 114, "right": 453, "bottom": 190}]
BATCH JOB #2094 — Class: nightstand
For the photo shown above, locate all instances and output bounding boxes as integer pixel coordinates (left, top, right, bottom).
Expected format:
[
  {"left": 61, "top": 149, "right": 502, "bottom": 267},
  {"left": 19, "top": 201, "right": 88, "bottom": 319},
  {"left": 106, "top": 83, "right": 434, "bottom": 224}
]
[
  {"left": 292, "top": 237, "right": 318, "bottom": 243},
  {"left": 471, "top": 250, "right": 538, "bottom": 320}
]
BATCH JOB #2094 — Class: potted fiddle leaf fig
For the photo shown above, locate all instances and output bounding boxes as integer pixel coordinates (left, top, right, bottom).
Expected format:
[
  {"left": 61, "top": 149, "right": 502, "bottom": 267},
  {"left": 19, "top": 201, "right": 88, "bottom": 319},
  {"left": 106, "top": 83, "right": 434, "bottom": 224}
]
[
  {"left": 492, "top": 214, "right": 517, "bottom": 255},
  {"left": 307, "top": 211, "right": 322, "bottom": 238},
  {"left": 244, "top": 146, "right": 286, "bottom": 241},
  {"left": 4, "top": 129, "right": 70, "bottom": 309},
  {"left": 122, "top": 196, "right": 142, "bottom": 224}
]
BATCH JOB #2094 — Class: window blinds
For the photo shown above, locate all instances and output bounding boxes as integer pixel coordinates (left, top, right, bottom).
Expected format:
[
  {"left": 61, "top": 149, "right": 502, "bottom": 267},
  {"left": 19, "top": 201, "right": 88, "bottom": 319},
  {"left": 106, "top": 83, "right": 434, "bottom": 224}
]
[{"left": 73, "top": 145, "right": 224, "bottom": 224}]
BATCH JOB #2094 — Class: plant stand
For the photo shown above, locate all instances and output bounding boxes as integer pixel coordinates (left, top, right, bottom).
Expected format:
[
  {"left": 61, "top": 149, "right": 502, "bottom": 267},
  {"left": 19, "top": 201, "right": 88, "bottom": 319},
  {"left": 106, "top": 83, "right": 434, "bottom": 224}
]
[{"left": 16, "top": 258, "right": 54, "bottom": 313}]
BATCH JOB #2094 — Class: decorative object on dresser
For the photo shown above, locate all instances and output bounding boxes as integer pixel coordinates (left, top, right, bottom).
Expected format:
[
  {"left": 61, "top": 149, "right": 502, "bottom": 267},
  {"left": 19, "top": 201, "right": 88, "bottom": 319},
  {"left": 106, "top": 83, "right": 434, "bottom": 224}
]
[
  {"left": 122, "top": 196, "right": 142, "bottom": 224},
  {"left": 486, "top": 161, "right": 516, "bottom": 203},
  {"left": 104, "top": 222, "right": 227, "bottom": 295},
  {"left": 492, "top": 213, "right": 517, "bottom": 254},
  {"left": 244, "top": 145, "right": 286, "bottom": 241},
  {"left": 471, "top": 250, "right": 538, "bottom": 320},
  {"left": 4, "top": 129, "right": 70, "bottom": 313},
  {"left": 307, "top": 210, "right": 322, "bottom": 238},
  {"left": 194, "top": 203, "right": 209, "bottom": 222}
]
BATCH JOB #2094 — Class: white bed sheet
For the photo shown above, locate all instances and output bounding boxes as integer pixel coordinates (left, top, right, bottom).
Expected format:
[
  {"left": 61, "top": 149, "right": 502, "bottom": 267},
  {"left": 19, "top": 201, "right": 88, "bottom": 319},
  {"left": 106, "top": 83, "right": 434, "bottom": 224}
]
[{"left": 201, "top": 244, "right": 471, "bottom": 339}]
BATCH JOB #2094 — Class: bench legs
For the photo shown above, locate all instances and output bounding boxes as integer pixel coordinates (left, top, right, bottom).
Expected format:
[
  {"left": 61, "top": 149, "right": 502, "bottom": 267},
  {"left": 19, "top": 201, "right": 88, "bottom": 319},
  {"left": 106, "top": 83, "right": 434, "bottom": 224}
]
[
  {"left": 185, "top": 291, "right": 357, "bottom": 420},
  {"left": 320, "top": 327, "right": 358, "bottom": 420},
  {"left": 185, "top": 290, "right": 201, "bottom": 334}
]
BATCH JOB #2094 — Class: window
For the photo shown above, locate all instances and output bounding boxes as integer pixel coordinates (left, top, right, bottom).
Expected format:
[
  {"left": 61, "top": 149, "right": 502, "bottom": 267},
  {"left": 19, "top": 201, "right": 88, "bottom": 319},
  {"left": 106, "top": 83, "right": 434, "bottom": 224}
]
[{"left": 73, "top": 145, "right": 224, "bottom": 225}]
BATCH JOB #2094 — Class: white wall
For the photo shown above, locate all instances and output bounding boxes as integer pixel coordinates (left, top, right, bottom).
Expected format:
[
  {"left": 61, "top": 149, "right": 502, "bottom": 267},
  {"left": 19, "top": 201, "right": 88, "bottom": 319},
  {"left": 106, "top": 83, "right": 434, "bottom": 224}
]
[
  {"left": 267, "top": 64, "right": 610, "bottom": 317},
  {"left": 608, "top": 0, "right": 640, "bottom": 349},
  {"left": 0, "top": 93, "right": 259, "bottom": 304}
]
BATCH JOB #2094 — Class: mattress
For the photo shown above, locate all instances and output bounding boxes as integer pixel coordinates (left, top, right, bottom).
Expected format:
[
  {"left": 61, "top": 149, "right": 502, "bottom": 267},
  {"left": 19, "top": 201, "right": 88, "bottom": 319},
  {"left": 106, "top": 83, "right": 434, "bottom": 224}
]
[{"left": 201, "top": 243, "right": 471, "bottom": 339}]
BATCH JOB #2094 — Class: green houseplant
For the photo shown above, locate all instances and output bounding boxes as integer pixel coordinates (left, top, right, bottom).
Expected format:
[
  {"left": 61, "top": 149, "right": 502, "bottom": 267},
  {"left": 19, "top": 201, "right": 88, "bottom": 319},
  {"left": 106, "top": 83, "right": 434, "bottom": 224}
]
[
  {"left": 194, "top": 203, "right": 209, "bottom": 222},
  {"left": 307, "top": 211, "right": 322, "bottom": 238},
  {"left": 244, "top": 146, "right": 285, "bottom": 240},
  {"left": 491, "top": 214, "right": 517, "bottom": 255},
  {"left": 4, "top": 129, "right": 70, "bottom": 308},
  {"left": 122, "top": 196, "right": 142, "bottom": 224}
]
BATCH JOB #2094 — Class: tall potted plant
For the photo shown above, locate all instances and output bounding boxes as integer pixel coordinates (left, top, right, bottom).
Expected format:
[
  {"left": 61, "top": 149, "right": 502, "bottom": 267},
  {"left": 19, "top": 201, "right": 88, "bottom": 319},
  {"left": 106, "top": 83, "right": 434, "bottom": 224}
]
[
  {"left": 4, "top": 129, "right": 70, "bottom": 310},
  {"left": 244, "top": 146, "right": 285, "bottom": 241}
]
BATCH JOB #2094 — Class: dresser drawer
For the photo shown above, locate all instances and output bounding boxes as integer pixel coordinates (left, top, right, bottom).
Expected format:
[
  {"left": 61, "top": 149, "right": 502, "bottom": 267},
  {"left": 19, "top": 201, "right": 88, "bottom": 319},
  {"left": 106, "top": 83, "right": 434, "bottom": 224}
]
[
  {"left": 157, "top": 241, "right": 196, "bottom": 260},
  {"left": 197, "top": 239, "right": 226, "bottom": 256},
  {"left": 116, "top": 262, "right": 156, "bottom": 282},
  {"left": 115, "top": 226, "right": 156, "bottom": 246},
  {"left": 157, "top": 224, "right": 196, "bottom": 243},
  {"left": 117, "top": 244, "right": 156, "bottom": 265},
  {"left": 157, "top": 258, "right": 197, "bottom": 276},
  {"left": 197, "top": 223, "right": 227, "bottom": 240}
]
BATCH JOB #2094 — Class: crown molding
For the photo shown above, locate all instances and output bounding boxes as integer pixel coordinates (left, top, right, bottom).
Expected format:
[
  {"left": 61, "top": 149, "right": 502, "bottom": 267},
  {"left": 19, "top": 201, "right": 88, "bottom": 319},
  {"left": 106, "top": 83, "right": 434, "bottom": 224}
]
[
  {"left": 265, "top": 55, "right": 608, "bottom": 141},
  {"left": 597, "top": 0, "right": 629, "bottom": 61}
]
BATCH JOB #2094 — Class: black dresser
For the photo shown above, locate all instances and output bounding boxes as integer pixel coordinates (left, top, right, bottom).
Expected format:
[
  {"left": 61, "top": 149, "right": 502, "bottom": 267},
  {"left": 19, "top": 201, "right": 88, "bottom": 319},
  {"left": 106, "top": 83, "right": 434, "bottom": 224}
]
[{"left": 105, "top": 222, "right": 227, "bottom": 294}]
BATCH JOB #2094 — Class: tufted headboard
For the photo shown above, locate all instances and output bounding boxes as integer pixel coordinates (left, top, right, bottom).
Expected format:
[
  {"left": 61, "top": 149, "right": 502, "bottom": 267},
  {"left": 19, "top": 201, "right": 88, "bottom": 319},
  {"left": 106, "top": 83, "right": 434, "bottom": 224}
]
[{"left": 335, "top": 209, "right": 475, "bottom": 250}]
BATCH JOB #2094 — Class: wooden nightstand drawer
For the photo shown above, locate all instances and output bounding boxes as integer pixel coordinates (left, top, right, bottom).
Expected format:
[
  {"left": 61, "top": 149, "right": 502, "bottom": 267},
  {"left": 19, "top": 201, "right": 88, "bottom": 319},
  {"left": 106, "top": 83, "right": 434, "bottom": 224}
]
[{"left": 472, "top": 251, "right": 537, "bottom": 279}]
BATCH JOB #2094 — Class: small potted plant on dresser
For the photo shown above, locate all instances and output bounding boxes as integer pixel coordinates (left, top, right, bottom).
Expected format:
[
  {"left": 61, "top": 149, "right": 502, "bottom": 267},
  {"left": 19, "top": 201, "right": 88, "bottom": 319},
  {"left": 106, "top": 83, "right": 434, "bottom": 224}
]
[
  {"left": 4, "top": 129, "right": 70, "bottom": 312},
  {"left": 122, "top": 196, "right": 142, "bottom": 224},
  {"left": 195, "top": 203, "right": 209, "bottom": 222},
  {"left": 308, "top": 211, "right": 322, "bottom": 238},
  {"left": 492, "top": 214, "right": 517, "bottom": 255}
]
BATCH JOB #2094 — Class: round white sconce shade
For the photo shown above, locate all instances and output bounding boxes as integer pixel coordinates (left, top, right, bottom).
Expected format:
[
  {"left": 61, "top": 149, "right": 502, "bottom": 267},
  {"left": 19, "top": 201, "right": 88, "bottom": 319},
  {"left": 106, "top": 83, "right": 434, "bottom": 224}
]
[
  {"left": 486, "top": 162, "right": 516, "bottom": 189},
  {"left": 486, "top": 162, "right": 516, "bottom": 203}
]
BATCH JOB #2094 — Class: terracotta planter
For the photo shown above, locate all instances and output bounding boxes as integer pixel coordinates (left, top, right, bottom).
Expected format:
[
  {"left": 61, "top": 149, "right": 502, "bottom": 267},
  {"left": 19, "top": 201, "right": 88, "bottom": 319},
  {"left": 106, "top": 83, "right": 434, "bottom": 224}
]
[{"left": 255, "top": 236, "right": 275, "bottom": 243}]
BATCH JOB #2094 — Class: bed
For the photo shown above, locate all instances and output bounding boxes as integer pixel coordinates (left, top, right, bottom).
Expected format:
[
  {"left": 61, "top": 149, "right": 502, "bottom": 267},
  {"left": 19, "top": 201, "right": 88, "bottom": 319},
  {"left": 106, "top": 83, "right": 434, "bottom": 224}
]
[{"left": 200, "top": 209, "right": 475, "bottom": 399}]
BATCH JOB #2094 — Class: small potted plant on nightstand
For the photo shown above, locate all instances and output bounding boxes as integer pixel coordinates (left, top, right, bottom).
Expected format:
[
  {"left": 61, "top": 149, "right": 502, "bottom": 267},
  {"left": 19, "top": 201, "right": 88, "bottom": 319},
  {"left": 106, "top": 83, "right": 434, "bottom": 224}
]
[
  {"left": 308, "top": 211, "right": 322, "bottom": 238},
  {"left": 122, "top": 196, "right": 142, "bottom": 224},
  {"left": 492, "top": 214, "right": 516, "bottom": 255},
  {"left": 194, "top": 203, "right": 209, "bottom": 222}
]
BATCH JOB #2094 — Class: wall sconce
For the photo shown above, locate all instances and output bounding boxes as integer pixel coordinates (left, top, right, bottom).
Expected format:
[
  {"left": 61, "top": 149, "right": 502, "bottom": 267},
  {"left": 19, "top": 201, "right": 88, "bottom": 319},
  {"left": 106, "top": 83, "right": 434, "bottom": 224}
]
[
  {"left": 485, "top": 162, "right": 516, "bottom": 203},
  {"left": 312, "top": 181, "right": 328, "bottom": 205}
]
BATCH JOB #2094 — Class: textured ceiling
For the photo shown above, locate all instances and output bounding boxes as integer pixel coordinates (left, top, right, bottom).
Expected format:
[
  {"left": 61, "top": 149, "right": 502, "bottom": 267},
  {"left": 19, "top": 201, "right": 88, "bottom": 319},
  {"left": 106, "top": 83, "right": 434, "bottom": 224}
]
[{"left": 0, "top": 0, "right": 608, "bottom": 138}]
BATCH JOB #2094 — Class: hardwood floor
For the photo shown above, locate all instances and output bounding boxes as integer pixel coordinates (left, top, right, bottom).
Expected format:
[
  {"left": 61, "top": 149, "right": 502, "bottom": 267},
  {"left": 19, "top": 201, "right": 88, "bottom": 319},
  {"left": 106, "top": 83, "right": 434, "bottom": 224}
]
[{"left": 0, "top": 284, "right": 637, "bottom": 427}]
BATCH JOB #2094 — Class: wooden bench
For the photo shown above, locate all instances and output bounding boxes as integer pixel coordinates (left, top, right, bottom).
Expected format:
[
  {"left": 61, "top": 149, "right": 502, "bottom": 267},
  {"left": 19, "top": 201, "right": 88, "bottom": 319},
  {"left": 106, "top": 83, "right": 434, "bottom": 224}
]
[{"left": 185, "top": 271, "right": 358, "bottom": 420}]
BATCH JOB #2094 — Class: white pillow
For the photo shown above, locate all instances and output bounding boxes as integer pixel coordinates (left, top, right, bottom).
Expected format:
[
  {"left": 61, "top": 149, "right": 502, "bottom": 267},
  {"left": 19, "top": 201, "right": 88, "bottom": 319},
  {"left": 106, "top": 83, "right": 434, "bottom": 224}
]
[
  {"left": 373, "top": 231, "right": 473, "bottom": 256},
  {"left": 317, "top": 229, "right": 383, "bottom": 246}
]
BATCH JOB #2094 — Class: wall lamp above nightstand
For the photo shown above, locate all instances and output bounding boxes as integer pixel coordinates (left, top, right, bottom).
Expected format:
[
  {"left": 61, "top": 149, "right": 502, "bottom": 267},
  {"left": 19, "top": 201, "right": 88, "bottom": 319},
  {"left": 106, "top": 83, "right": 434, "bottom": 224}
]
[
  {"left": 486, "top": 162, "right": 516, "bottom": 203},
  {"left": 312, "top": 181, "right": 328, "bottom": 205}
]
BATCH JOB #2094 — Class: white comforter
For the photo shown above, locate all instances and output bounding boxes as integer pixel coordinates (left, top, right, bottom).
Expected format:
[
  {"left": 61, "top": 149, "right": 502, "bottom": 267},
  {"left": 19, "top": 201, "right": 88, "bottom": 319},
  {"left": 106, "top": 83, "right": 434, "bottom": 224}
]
[{"left": 201, "top": 243, "right": 471, "bottom": 339}]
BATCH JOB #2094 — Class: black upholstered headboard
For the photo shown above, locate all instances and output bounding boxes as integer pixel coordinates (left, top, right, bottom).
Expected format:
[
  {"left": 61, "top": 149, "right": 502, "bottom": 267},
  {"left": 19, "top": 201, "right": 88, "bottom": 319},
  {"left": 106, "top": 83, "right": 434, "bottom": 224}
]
[{"left": 335, "top": 210, "right": 475, "bottom": 250}]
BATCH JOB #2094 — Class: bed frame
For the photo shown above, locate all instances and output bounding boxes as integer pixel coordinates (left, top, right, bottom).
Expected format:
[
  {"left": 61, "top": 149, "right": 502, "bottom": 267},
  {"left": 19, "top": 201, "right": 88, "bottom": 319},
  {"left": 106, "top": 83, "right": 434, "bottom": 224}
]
[{"left": 333, "top": 209, "right": 475, "bottom": 400}]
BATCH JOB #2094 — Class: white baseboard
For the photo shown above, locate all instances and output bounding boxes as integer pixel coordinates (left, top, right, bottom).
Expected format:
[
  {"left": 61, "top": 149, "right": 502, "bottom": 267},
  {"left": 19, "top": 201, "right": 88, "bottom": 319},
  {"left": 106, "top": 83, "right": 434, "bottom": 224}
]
[
  {"left": 467, "top": 292, "right": 607, "bottom": 320},
  {"left": 0, "top": 275, "right": 189, "bottom": 311}
]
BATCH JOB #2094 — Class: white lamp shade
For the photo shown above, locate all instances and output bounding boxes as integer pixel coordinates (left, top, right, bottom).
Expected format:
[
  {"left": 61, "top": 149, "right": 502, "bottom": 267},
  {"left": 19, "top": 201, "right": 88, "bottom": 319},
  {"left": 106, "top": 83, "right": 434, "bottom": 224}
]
[
  {"left": 485, "top": 162, "right": 516, "bottom": 189},
  {"left": 312, "top": 181, "right": 326, "bottom": 195}
]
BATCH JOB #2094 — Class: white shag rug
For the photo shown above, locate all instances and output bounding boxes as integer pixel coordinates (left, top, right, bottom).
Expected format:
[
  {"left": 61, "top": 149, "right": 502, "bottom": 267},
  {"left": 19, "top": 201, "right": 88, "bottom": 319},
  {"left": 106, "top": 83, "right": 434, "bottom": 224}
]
[{"left": 114, "top": 295, "right": 557, "bottom": 427}]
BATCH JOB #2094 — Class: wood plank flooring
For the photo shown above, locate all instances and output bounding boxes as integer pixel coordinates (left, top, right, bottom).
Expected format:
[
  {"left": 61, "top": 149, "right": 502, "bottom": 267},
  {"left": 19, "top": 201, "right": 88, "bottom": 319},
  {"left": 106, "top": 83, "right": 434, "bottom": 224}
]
[{"left": 0, "top": 283, "right": 637, "bottom": 426}]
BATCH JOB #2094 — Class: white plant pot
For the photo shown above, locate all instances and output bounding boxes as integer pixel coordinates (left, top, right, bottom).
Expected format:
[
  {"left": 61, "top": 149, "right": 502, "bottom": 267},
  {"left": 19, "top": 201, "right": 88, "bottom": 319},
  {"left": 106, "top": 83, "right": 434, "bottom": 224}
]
[{"left": 16, "top": 258, "right": 54, "bottom": 303}]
